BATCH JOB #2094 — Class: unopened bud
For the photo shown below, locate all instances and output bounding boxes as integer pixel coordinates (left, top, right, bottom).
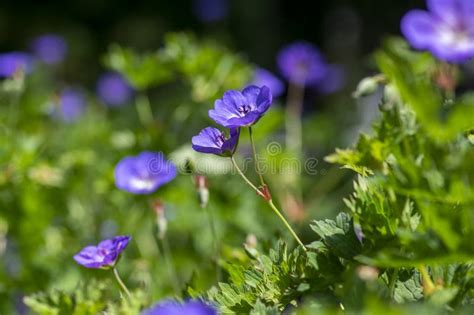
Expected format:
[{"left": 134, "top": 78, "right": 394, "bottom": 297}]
[
  {"left": 194, "top": 175, "right": 209, "bottom": 208},
  {"left": 152, "top": 200, "right": 167, "bottom": 240},
  {"left": 352, "top": 76, "right": 381, "bottom": 98}
]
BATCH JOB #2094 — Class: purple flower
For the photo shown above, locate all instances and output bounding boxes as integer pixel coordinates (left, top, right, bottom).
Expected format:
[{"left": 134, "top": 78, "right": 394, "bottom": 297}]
[
  {"left": 314, "top": 64, "right": 345, "bottom": 94},
  {"left": 277, "top": 41, "right": 328, "bottom": 86},
  {"left": 192, "top": 127, "right": 239, "bottom": 156},
  {"left": 0, "top": 52, "right": 34, "bottom": 78},
  {"left": 74, "top": 236, "right": 131, "bottom": 269},
  {"left": 193, "top": 0, "right": 229, "bottom": 22},
  {"left": 252, "top": 68, "right": 285, "bottom": 98},
  {"left": 97, "top": 72, "right": 134, "bottom": 107},
  {"left": 114, "top": 151, "right": 177, "bottom": 194},
  {"left": 401, "top": 0, "right": 474, "bottom": 63},
  {"left": 30, "top": 34, "right": 68, "bottom": 65},
  {"left": 142, "top": 299, "right": 218, "bottom": 315},
  {"left": 209, "top": 85, "right": 272, "bottom": 128},
  {"left": 57, "top": 88, "right": 86, "bottom": 123}
]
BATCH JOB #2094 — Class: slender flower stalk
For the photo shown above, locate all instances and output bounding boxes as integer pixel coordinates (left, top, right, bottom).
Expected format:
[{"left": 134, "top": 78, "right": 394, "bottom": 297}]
[
  {"left": 113, "top": 267, "right": 132, "bottom": 299},
  {"left": 285, "top": 82, "right": 305, "bottom": 157},
  {"left": 230, "top": 156, "right": 306, "bottom": 251},
  {"left": 248, "top": 127, "right": 265, "bottom": 187}
]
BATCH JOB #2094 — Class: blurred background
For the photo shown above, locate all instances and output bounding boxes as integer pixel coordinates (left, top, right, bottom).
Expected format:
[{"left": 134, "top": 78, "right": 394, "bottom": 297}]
[{"left": 0, "top": 0, "right": 431, "bottom": 314}]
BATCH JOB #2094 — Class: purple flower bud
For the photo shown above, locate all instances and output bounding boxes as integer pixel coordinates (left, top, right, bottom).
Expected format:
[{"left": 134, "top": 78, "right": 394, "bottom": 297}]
[
  {"left": 57, "top": 88, "right": 86, "bottom": 123},
  {"left": 141, "top": 299, "right": 218, "bottom": 315},
  {"left": 401, "top": 0, "right": 474, "bottom": 63},
  {"left": 30, "top": 34, "right": 68, "bottom": 65},
  {"left": 96, "top": 72, "right": 134, "bottom": 107},
  {"left": 0, "top": 52, "right": 34, "bottom": 78},
  {"left": 193, "top": 0, "right": 229, "bottom": 23},
  {"left": 277, "top": 41, "right": 328, "bottom": 86},
  {"left": 74, "top": 235, "right": 131, "bottom": 269},
  {"left": 252, "top": 68, "right": 285, "bottom": 98},
  {"left": 114, "top": 151, "right": 177, "bottom": 194},
  {"left": 209, "top": 85, "right": 272, "bottom": 128},
  {"left": 192, "top": 127, "right": 239, "bottom": 156}
]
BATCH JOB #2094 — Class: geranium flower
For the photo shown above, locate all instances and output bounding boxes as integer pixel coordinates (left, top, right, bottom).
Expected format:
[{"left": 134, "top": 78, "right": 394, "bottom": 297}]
[
  {"left": 0, "top": 52, "right": 34, "bottom": 77},
  {"left": 401, "top": 0, "right": 474, "bottom": 63},
  {"left": 277, "top": 41, "right": 328, "bottom": 86},
  {"left": 252, "top": 68, "right": 285, "bottom": 98},
  {"left": 209, "top": 85, "right": 272, "bottom": 128},
  {"left": 56, "top": 88, "right": 86, "bottom": 123},
  {"left": 30, "top": 34, "right": 67, "bottom": 65},
  {"left": 96, "top": 72, "right": 134, "bottom": 107},
  {"left": 142, "top": 299, "right": 218, "bottom": 315},
  {"left": 192, "top": 127, "right": 239, "bottom": 156},
  {"left": 114, "top": 151, "right": 177, "bottom": 194},
  {"left": 73, "top": 236, "right": 131, "bottom": 269}
]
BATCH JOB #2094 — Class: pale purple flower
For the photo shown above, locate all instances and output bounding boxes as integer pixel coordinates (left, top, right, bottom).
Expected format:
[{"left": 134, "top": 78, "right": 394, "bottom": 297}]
[
  {"left": 142, "top": 299, "right": 218, "bottom": 315},
  {"left": 192, "top": 127, "right": 239, "bottom": 156},
  {"left": 193, "top": 0, "right": 229, "bottom": 22},
  {"left": 30, "top": 34, "right": 68, "bottom": 65},
  {"left": 0, "top": 52, "right": 34, "bottom": 77},
  {"left": 114, "top": 151, "right": 177, "bottom": 194},
  {"left": 252, "top": 68, "right": 285, "bottom": 98},
  {"left": 74, "top": 236, "right": 131, "bottom": 269},
  {"left": 209, "top": 85, "right": 272, "bottom": 128},
  {"left": 97, "top": 72, "right": 134, "bottom": 107},
  {"left": 57, "top": 88, "right": 86, "bottom": 123},
  {"left": 314, "top": 64, "right": 345, "bottom": 94},
  {"left": 277, "top": 42, "right": 328, "bottom": 86},
  {"left": 401, "top": 0, "right": 474, "bottom": 63}
]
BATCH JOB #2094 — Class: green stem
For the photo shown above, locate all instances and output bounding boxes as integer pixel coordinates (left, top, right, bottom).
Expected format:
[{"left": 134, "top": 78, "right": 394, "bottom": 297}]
[
  {"left": 389, "top": 268, "right": 399, "bottom": 299},
  {"left": 160, "top": 235, "right": 181, "bottom": 294},
  {"left": 230, "top": 156, "right": 265, "bottom": 197},
  {"left": 248, "top": 127, "right": 265, "bottom": 187},
  {"left": 285, "top": 83, "right": 305, "bottom": 158},
  {"left": 204, "top": 205, "right": 221, "bottom": 282},
  {"left": 112, "top": 267, "right": 132, "bottom": 299},
  {"left": 267, "top": 199, "right": 306, "bottom": 251},
  {"left": 230, "top": 156, "right": 306, "bottom": 251}
]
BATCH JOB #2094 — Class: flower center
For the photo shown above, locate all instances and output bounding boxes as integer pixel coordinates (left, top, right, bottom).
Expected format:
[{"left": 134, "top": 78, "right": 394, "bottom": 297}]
[{"left": 238, "top": 104, "right": 251, "bottom": 116}]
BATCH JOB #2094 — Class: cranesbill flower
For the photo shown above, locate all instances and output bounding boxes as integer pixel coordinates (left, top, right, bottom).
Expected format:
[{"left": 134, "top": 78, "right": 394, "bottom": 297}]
[
  {"left": 0, "top": 52, "right": 34, "bottom": 78},
  {"left": 401, "top": 0, "right": 474, "bottom": 63},
  {"left": 30, "top": 34, "right": 67, "bottom": 65},
  {"left": 277, "top": 41, "right": 328, "bottom": 86},
  {"left": 74, "top": 236, "right": 131, "bottom": 269},
  {"left": 252, "top": 68, "right": 285, "bottom": 98},
  {"left": 142, "top": 299, "right": 218, "bottom": 315},
  {"left": 114, "top": 151, "right": 177, "bottom": 194},
  {"left": 209, "top": 85, "right": 272, "bottom": 128},
  {"left": 192, "top": 127, "right": 239, "bottom": 156},
  {"left": 97, "top": 72, "right": 134, "bottom": 107},
  {"left": 57, "top": 88, "right": 86, "bottom": 123}
]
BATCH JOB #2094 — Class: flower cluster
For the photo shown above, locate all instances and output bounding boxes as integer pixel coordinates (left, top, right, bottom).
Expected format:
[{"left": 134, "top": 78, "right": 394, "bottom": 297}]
[
  {"left": 192, "top": 85, "right": 272, "bottom": 155},
  {"left": 401, "top": 0, "right": 474, "bottom": 63}
]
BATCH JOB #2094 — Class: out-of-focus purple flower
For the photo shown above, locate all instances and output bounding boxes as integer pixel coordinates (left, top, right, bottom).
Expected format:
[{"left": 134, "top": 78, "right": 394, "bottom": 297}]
[
  {"left": 0, "top": 52, "right": 34, "bottom": 77},
  {"left": 252, "top": 68, "right": 285, "bottom": 98},
  {"left": 57, "top": 88, "right": 86, "bottom": 123},
  {"left": 30, "top": 34, "right": 68, "bottom": 65},
  {"left": 114, "top": 151, "right": 177, "bottom": 194},
  {"left": 193, "top": 0, "right": 229, "bottom": 22},
  {"left": 314, "top": 64, "right": 345, "bottom": 94},
  {"left": 97, "top": 72, "right": 134, "bottom": 107},
  {"left": 277, "top": 42, "right": 328, "bottom": 86},
  {"left": 401, "top": 0, "right": 474, "bottom": 63},
  {"left": 74, "top": 236, "right": 131, "bottom": 269},
  {"left": 209, "top": 85, "right": 272, "bottom": 128},
  {"left": 141, "top": 299, "right": 218, "bottom": 315},
  {"left": 192, "top": 127, "right": 239, "bottom": 156}
]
